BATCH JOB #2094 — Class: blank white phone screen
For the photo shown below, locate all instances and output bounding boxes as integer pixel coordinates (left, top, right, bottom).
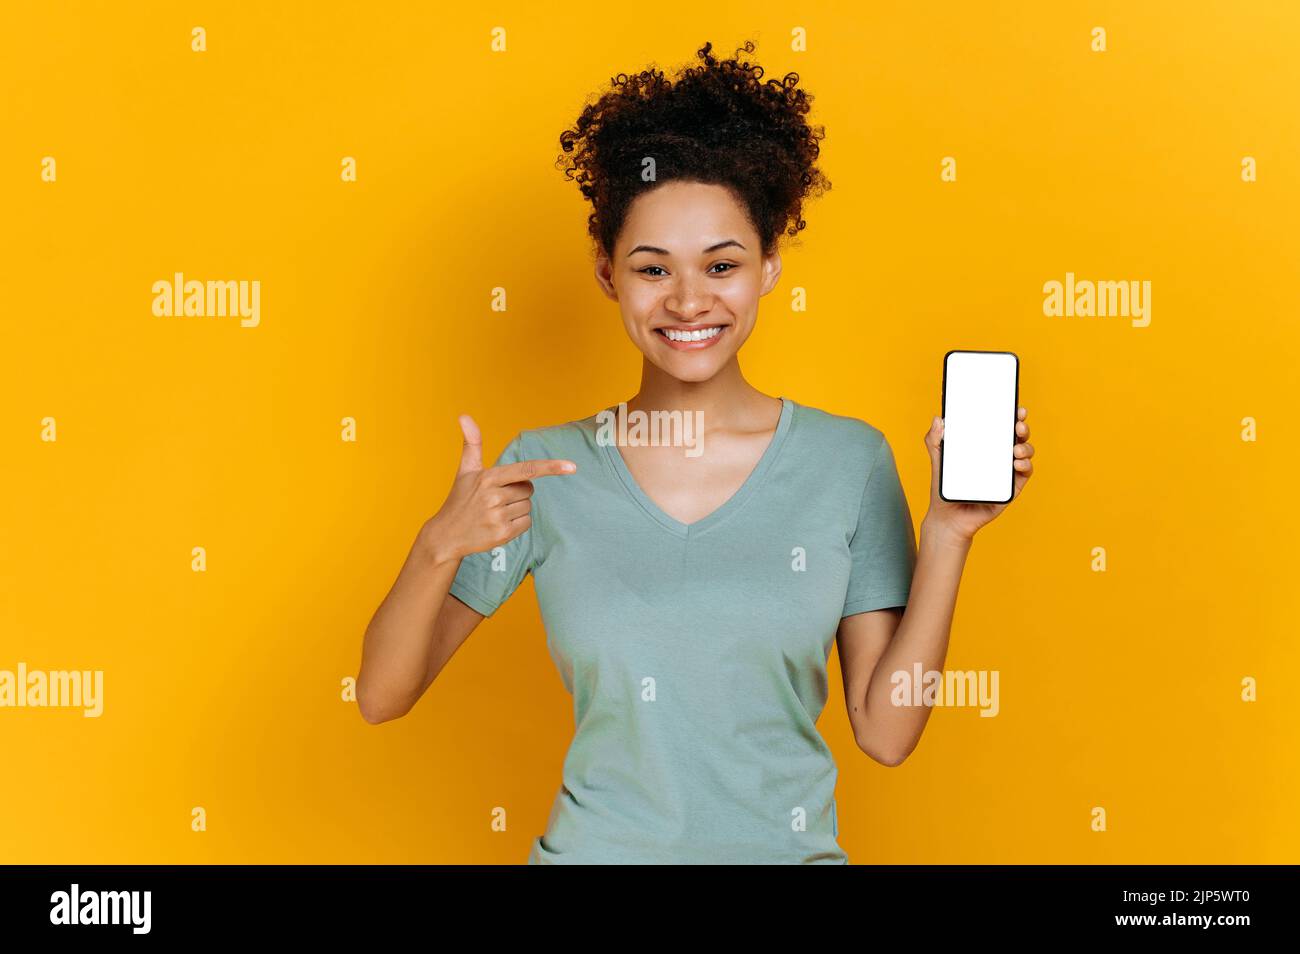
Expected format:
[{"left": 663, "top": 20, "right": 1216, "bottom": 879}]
[{"left": 941, "top": 351, "right": 1018, "bottom": 503}]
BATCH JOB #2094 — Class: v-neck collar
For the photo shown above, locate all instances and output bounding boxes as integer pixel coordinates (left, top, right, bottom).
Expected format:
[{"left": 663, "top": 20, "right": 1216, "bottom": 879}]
[{"left": 597, "top": 397, "right": 795, "bottom": 539}]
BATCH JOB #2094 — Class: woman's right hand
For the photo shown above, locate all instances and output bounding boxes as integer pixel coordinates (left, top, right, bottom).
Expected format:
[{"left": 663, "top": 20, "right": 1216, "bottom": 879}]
[{"left": 420, "top": 414, "right": 577, "bottom": 564}]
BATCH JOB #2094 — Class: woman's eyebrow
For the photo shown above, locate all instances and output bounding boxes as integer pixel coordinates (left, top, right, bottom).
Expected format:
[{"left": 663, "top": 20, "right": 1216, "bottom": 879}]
[{"left": 626, "top": 239, "right": 746, "bottom": 257}]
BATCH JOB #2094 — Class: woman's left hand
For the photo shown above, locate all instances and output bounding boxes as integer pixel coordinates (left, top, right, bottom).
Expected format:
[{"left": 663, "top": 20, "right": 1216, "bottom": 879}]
[{"left": 922, "top": 406, "right": 1034, "bottom": 542}]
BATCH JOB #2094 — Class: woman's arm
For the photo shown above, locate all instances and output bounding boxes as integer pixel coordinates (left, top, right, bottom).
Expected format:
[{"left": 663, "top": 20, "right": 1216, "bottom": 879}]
[
  {"left": 355, "top": 415, "right": 576, "bottom": 724},
  {"left": 839, "top": 519, "right": 972, "bottom": 765},
  {"left": 355, "top": 519, "right": 485, "bottom": 725},
  {"left": 840, "top": 407, "right": 1035, "bottom": 765}
]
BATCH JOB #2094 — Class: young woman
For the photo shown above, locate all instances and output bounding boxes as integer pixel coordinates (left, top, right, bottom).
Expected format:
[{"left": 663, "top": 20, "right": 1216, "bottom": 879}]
[{"left": 357, "top": 40, "right": 1035, "bottom": 864}]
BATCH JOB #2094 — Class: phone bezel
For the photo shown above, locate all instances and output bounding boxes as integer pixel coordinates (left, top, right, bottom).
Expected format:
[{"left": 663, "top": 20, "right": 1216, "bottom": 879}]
[{"left": 939, "top": 349, "right": 1020, "bottom": 504}]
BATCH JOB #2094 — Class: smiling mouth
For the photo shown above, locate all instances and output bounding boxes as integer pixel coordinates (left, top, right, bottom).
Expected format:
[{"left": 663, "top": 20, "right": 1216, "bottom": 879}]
[{"left": 655, "top": 324, "right": 728, "bottom": 349}]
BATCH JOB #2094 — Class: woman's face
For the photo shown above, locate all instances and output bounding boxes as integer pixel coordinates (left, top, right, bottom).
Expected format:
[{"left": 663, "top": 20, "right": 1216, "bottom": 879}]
[{"left": 594, "top": 180, "right": 782, "bottom": 384}]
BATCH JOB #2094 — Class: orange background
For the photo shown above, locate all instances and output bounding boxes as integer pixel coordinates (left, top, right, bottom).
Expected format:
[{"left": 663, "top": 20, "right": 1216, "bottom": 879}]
[{"left": 1, "top": 1, "right": 1296, "bottom": 862}]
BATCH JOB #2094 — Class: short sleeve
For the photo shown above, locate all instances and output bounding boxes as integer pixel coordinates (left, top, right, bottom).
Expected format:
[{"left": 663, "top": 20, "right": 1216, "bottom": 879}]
[
  {"left": 447, "top": 434, "right": 536, "bottom": 617},
  {"left": 841, "top": 435, "right": 917, "bottom": 617}
]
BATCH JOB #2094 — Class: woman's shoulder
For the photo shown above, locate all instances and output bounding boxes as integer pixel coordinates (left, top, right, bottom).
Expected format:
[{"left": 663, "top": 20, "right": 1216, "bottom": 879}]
[
  {"left": 787, "top": 397, "right": 889, "bottom": 456},
  {"left": 504, "top": 409, "right": 608, "bottom": 463}
]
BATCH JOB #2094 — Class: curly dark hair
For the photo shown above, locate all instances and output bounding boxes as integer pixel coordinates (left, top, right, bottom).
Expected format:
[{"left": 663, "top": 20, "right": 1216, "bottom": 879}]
[{"left": 556, "top": 40, "right": 830, "bottom": 258}]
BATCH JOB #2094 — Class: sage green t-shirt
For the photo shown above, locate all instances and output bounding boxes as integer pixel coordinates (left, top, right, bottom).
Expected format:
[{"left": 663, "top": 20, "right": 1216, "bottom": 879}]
[{"left": 448, "top": 396, "right": 917, "bottom": 864}]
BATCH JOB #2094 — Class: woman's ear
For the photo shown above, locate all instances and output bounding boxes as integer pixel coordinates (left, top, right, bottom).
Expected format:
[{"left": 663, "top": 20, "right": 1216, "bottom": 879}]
[
  {"left": 759, "top": 249, "right": 783, "bottom": 296},
  {"left": 593, "top": 252, "right": 619, "bottom": 301}
]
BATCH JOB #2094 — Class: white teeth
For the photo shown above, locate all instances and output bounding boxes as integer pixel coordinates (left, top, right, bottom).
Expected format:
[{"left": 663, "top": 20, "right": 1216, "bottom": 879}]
[{"left": 662, "top": 326, "right": 723, "bottom": 342}]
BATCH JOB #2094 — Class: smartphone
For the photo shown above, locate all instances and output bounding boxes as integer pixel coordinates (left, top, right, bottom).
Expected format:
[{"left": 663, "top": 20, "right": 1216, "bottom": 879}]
[{"left": 939, "top": 350, "right": 1020, "bottom": 504}]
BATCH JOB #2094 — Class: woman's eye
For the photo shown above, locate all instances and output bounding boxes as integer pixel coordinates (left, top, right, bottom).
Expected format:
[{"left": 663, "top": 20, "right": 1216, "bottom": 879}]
[
  {"left": 634, "top": 261, "right": 738, "bottom": 276},
  {"left": 638, "top": 263, "right": 736, "bottom": 277}
]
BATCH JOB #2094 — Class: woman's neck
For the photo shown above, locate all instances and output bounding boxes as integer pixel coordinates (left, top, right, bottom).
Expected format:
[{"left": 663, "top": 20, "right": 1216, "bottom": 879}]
[{"left": 623, "top": 357, "right": 780, "bottom": 433}]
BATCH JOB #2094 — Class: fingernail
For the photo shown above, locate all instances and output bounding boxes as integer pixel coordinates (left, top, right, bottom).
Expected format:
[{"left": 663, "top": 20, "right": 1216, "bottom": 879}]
[{"left": 563, "top": 462, "right": 576, "bottom": 472}]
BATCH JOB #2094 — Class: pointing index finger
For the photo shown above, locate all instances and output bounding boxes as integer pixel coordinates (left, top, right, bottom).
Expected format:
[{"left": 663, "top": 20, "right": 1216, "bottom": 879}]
[{"left": 490, "top": 458, "right": 578, "bottom": 484}]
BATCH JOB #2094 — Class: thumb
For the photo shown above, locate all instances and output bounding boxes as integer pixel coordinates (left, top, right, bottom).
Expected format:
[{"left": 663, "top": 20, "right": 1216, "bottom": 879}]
[
  {"left": 926, "top": 416, "right": 944, "bottom": 484},
  {"left": 457, "top": 414, "right": 484, "bottom": 475}
]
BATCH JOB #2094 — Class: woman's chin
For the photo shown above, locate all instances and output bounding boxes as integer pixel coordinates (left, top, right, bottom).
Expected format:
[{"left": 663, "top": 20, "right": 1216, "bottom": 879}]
[{"left": 639, "top": 350, "right": 729, "bottom": 383}]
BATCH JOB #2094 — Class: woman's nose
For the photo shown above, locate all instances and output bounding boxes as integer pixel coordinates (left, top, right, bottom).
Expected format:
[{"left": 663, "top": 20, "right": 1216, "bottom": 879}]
[{"left": 665, "top": 276, "right": 712, "bottom": 317}]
